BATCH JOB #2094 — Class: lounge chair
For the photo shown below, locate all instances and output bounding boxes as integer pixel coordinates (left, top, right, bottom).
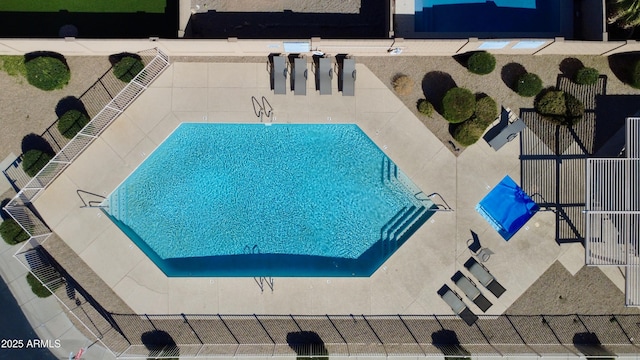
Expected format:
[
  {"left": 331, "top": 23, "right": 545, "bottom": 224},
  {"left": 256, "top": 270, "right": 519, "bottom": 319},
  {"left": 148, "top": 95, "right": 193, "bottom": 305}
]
[
  {"left": 273, "top": 55, "right": 287, "bottom": 95},
  {"left": 293, "top": 58, "right": 307, "bottom": 96},
  {"left": 452, "top": 271, "right": 492, "bottom": 312},
  {"left": 437, "top": 285, "right": 478, "bottom": 326},
  {"left": 318, "top": 57, "right": 333, "bottom": 95},
  {"left": 464, "top": 257, "right": 506, "bottom": 298},
  {"left": 341, "top": 58, "right": 356, "bottom": 96},
  {"left": 487, "top": 107, "right": 526, "bottom": 151}
]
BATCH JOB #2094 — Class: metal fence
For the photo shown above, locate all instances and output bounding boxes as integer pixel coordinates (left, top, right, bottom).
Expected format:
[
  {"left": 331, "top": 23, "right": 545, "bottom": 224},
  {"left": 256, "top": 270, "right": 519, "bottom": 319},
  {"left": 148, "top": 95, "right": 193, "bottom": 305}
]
[
  {"left": 2, "top": 48, "right": 169, "bottom": 239},
  {"left": 3, "top": 48, "right": 170, "bottom": 359}
]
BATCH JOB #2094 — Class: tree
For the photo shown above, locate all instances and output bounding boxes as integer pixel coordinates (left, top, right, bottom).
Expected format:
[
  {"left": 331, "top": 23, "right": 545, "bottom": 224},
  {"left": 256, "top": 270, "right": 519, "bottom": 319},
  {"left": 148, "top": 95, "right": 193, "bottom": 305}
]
[{"left": 609, "top": 0, "right": 640, "bottom": 29}]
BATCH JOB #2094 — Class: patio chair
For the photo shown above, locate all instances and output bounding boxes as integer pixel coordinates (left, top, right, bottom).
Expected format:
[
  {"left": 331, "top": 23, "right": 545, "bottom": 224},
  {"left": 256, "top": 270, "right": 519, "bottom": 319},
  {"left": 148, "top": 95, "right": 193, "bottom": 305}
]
[
  {"left": 341, "top": 58, "right": 356, "bottom": 96},
  {"left": 318, "top": 57, "right": 333, "bottom": 95},
  {"left": 293, "top": 57, "right": 307, "bottom": 96},
  {"left": 452, "top": 271, "right": 492, "bottom": 312},
  {"left": 467, "top": 231, "right": 493, "bottom": 262},
  {"left": 486, "top": 107, "right": 526, "bottom": 151},
  {"left": 272, "top": 55, "right": 287, "bottom": 95},
  {"left": 437, "top": 284, "right": 478, "bottom": 326},
  {"left": 463, "top": 257, "right": 506, "bottom": 298}
]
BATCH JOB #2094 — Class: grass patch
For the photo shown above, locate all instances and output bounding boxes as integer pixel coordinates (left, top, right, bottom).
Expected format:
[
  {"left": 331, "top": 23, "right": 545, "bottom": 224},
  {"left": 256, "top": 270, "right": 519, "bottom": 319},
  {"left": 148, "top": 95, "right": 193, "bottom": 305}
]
[
  {"left": 0, "top": 56, "right": 27, "bottom": 78},
  {"left": 0, "top": 0, "right": 165, "bottom": 13}
]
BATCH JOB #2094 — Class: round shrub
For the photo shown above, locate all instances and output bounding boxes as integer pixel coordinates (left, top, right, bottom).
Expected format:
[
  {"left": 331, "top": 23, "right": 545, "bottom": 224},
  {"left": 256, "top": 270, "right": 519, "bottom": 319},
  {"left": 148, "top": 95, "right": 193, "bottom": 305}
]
[
  {"left": 475, "top": 96, "right": 498, "bottom": 124},
  {"left": 442, "top": 87, "right": 476, "bottom": 123},
  {"left": 535, "top": 89, "right": 584, "bottom": 125},
  {"left": 57, "top": 109, "right": 90, "bottom": 139},
  {"left": 0, "top": 218, "right": 29, "bottom": 245},
  {"left": 22, "top": 149, "right": 53, "bottom": 177},
  {"left": 452, "top": 116, "right": 490, "bottom": 146},
  {"left": 24, "top": 56, "right": 70, "bottom": 91},
  {"left": 516, "top": 73, "right": 543, "bottom": 97},
  {"left": 575, "top": 67, "right": 599, "bottom": 85},
  {"left": 392, "top": 74, "right": 414, "bottom": 96},
  {"left": 467, "top": 51, "right": 496, "bottom": 75},
  {"left": 26, "top": 272, "right": 52, "bottom": 298},
  {"left": 417, "top": 99, "right": 434, "bottom": 117},
  {"left": 113, "top": 56, "right": 144, "bottom": 83}
]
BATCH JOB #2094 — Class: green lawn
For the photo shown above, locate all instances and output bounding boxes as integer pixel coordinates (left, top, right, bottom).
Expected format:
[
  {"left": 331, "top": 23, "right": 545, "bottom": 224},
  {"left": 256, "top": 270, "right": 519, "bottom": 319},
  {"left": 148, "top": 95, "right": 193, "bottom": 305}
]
[{"left": 0, "top": 0, "right": 166, "bottom": 13}]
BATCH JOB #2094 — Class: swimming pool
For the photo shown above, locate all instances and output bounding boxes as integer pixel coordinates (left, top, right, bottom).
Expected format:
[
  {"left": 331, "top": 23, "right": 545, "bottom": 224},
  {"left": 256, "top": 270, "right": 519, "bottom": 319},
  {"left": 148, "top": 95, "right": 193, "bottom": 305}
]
[
  {"left": 414, "top": 0, "right": 573, "bottom": 38},
  {"left": 103, "top": 123, "right": 434, "bottom": 277}
]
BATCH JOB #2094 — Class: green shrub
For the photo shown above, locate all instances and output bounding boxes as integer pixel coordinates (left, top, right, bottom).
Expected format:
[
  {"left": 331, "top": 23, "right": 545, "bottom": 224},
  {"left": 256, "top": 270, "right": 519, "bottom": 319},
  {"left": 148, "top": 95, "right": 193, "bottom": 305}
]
[
  {"left": 442, "top": 87, "right": 476, "bottom": 123},
  {"left": 113, "top": 56, "right": 144, "bottom": 83},
  {"left": 467, "top": 51, "right": 496, "bottom": 75},
  {"left": 0, "top": 219, "right": 29, "bottom": 245},
  {"left": 26, "top": 272, "right": 52, "bottom": 298},
  {"left": 475, "top": 96, "right": 498, "bottom": 124},
  {"left": 0, "top": 55, "right": 27, "bottom": 78},
  {"left": 535, "top": 89, "right": 584, "bottom": 125},
  {"left": 57, "top": 109, "right": 90, "bottom": 139},
  {"left": 22, "top": 149, "right": 53, "bottom": 177},
  {"left": 417, "top": 99, "right": 434, "bottom": 117},
  {"left": 452, "top": 116, "right": 490, "bottom": 146},
  {"left": 24, "top": 56, "right": 70, "bottom": 91},
  {"left": 575, "top": 67, "right": 599, "bottom": 85},
  {"left": 516, "top": 73, "right": 543, "bottom": 97}
]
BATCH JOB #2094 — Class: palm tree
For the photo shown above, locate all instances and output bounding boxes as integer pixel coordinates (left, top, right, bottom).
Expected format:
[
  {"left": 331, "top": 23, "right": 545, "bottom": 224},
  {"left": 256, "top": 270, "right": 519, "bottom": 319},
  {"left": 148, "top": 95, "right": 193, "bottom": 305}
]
[{"left": 609, "top": 0, "right": 640, "bottom": 29}]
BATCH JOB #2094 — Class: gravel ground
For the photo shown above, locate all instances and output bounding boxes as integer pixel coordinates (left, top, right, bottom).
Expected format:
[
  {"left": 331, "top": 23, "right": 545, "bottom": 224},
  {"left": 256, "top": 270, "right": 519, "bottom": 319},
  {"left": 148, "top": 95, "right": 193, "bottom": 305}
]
[
  {"left": 2, "top": 54, "right": 640, "bottom": 317},
  {"left": 0, "top": 56, "right": 112, "bottom": 157},
  {"left": 359, "top": 54, "right": 640, "bottom": 154}
]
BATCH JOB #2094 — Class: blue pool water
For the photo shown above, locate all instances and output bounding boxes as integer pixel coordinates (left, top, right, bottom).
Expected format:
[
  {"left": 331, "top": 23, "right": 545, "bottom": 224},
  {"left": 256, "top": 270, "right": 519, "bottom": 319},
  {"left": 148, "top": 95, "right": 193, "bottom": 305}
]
[
  {"left": 414, "top": 0, "right": 573, "bottom": 38},
  {"left": 103, "top": 123, "right": 434, "bottom": 277},
  {"left": 476, "top": 175, "right": 539, "bottom": 241}
]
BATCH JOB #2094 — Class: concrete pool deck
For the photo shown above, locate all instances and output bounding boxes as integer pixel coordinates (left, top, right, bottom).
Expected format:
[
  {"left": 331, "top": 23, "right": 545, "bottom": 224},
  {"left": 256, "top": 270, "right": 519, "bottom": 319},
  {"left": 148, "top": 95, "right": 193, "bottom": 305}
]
[{"left": 33, "top": 61, "right": 576, "bottom": 316}]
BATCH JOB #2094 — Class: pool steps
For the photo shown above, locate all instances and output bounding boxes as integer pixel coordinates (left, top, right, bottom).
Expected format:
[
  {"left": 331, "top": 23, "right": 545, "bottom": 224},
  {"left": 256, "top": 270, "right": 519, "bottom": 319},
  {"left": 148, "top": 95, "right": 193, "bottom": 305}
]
[{"left": 380, "top": 156, "right": 435, "bottom": 255}]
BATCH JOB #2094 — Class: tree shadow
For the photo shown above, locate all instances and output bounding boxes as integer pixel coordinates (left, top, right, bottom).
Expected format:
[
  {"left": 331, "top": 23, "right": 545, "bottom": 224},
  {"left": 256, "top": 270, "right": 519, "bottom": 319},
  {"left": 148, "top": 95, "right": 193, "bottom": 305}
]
[
  {"left": 572, "top": 332, "right": 616, "bottom": 358},
  {"left": 20, "top": 133, "right": 55, "bottom": 156},
  {"left": 431, "top": 329, "right": 470, "bottom": 359},
  {"left": 24, "top": 51, "right": 69, "bottom": 69},
  {"left": 141, "top": 330, "right": 180, "bottom": 360},
  {"left": 559, "top": 57, "right": 584, "bottom": 80},
  {"left": 55, "top": 96, "right": 88, "bottom": 118},
  {"left": 422, "top": 71, "right": 457, "bottom": 113},
  {"left": 286, "top": 331, "right": 328, "bottom": 360},
  {"left": 108, "top": 52, "right": 142, "bottom": 66},
  {"left": 501, "top": 62, "right": 527, "bottom": 92},
  {"left": 607, "top": 52, "right": 640, "bottom": 85}
]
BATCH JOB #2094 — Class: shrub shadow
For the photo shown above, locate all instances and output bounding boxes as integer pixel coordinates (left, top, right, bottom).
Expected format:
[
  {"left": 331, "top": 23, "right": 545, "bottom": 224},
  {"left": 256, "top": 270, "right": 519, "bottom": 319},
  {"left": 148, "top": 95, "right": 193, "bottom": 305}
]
[
  {"left": 559, "top": 57, "right": 584, "bottom": 80},
  {"left": 20, "top": 133, "right": 54, "bottom": 156},
  {"left": 0, "top": 199, "right": 10, "bottom": 220},
  {"left": 608, "top": 52, "right": 640, "bottom": 85},
  {"left": 24, "top": 51, "right": 69, "bottom": 68},
  {"left": 422, "top": 71, "right": 457, "bottom": 113},
  {"left": 108, "top": 52, "right": 142, "bottom": 66},
  {"left": 501, "top": 62, "right": 527, "bottom": 92},
  {"left": 431, "top": 329, "right": 471, "bottom": 359},
  {"left": 141, "top": 330, "right": 180, "bottom": 359},
  {"left": 287, "top": 331, "right": 328, "bottom": 360},
  {"left": 55, "top": 96, "right": 88, "bottom": 117},
  {"left": 572, "top": 332, "right": 615, "bottom": 358},
  {"left": 452, "top": 51, "right": 476, "bottom": 69}
]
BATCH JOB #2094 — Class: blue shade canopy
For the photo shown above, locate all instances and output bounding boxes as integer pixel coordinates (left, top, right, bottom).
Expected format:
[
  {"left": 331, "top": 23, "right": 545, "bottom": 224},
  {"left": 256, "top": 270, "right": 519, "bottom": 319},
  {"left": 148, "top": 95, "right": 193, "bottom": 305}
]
[{"left": 475, "top": 175, "right": 539, "bottom": 240}]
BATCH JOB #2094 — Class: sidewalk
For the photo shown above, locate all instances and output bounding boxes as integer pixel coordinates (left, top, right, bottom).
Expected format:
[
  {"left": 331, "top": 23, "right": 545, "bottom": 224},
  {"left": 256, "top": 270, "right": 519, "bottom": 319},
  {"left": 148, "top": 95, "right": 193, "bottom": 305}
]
[{"left": 0, "top": 236, "right": 115, "bottom": 360}]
